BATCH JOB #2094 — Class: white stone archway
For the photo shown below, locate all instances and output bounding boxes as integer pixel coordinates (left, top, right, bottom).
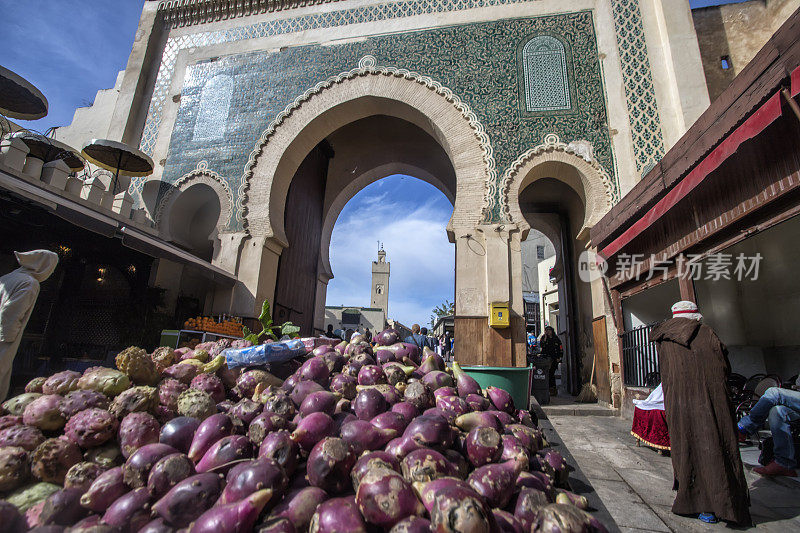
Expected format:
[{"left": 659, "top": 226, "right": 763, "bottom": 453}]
[
  {"left": 155, "top": 161, "right": 234, "bottom": 246},
  {"left": 240, "top": 56, "right": 493, "bottom": 246}
]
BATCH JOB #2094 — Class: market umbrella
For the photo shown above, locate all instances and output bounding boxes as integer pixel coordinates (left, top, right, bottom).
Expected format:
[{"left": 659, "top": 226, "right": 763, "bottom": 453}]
[
  {"left": 11, "top": 131, "right": 85, "bottom": 171},
  {"left": 81, "top": 138, "right": 154, "bottom": 194},
  {"left": 0, "top": 65, "right": 48, "bottom": 120}
]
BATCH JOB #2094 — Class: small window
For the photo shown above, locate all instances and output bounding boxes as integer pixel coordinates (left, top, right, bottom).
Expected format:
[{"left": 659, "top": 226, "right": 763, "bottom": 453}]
[
  {"left": 537, "top": 245, "right": 545, "bottom": 260},
  {"left": 375, "top": 284, "right": 384, "bottom": 295},
  {"left": 721, "top": 56, "right": 732, "bottom": 70},
  {"left": 522, "top": 36, "right": 571, "bottom": 112}
]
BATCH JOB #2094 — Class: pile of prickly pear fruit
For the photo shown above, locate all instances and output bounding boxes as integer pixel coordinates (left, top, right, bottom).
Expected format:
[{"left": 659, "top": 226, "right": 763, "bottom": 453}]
[{"left": 0, "top": 330, "right": 609, "bottom": 532}]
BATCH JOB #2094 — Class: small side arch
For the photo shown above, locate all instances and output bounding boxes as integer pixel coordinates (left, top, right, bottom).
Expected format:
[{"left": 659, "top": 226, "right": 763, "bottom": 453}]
[
  {"left": 156, "top": 161, "right": 234, "bottom": 244},
  {"left": 501, "top": 135, "right": 615, "bottom": 239}
]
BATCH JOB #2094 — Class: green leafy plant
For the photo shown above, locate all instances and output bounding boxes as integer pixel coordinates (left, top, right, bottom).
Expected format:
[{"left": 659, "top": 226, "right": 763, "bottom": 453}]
[
  {"left": 280, "top": 322, "right": 301, "bottom": 338},
  {"left": 241, "top": 300, "right": 301, "bottom": 343},
  {"left": 242, "top": 300, "right": 275, "bottom": 344},
  {"left": 430, "top": 299, "right": 455, "bottom": 328}
]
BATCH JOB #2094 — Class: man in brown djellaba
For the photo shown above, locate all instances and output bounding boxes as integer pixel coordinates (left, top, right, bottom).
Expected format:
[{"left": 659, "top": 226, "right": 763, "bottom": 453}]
[{"left": 650, "top": 300, "right": 751, "bottom": 526}]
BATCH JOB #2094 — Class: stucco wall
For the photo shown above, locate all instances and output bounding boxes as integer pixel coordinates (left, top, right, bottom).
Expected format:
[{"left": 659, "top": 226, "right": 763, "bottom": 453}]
[
  {"left": 692, "top": 0, "right": 800, "bottom": 102},
  {"left": 521, "top": 230, "right": 556, "bottom": 294},
  {"left": 324, "top": 306, "right": 385, "bottom": 333}
]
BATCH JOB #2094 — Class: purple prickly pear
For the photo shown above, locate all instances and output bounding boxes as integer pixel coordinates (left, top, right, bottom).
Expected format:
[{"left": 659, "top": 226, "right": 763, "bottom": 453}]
[
  {"left": 451, "top": 362, "right": 482, "bottom": 397},
  {"left": 147, "top": 453, "right": 196, "bottom": 498},
  {"left": 190, "top": 373, "right": 226, "bottom": 403},
  {"left": 63, "top": 408, "right": 118, "bottom": 448},
  {"left": 486, "top": 386, "right": 515, "bottom": 413},
  {"left": 159, "top": 416, "right": 200, "bottom": 454},
  {"left": 80, "top": 466, "right": 128, "bottom": 512},
  {"left": 122, "top": 443, "right": 178, "bottom": 488},
  {"left": 195, "top": 435, "right": 252, "bottom": 474},
  {"left": 102, "top": 487, "right": 152, "bottom": 532},
  {"left": 188, "top": 413, "right": 234, "bottom": 462},
  {"left": 188, "top": 488, "right": 273, "bottom": 533},
  {"left": 118, "top": 411, "right": 160, "bottom": 458},
  {"left": 258, "top": 430, "right": 299, "bottom": 476},
  {"left": 151, "top": 472, "right": 225, "bottom": 527},
  {"left": 219, "top": 458, "right": 287, "bottom": 505}
]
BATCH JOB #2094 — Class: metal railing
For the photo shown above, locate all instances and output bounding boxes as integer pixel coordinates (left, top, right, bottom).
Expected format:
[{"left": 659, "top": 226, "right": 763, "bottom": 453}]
[{"left": 621, "top": 322, "right": 662, "bottom": 387}]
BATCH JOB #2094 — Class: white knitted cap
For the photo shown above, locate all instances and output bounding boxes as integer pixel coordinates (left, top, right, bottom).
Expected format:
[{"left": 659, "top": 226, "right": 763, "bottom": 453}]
[{"left": 671, "top": 300, "right": 702, "bottom": 321}]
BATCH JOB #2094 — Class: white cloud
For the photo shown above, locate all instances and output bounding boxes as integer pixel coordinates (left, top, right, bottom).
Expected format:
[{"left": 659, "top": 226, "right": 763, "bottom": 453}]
[{"left": 326, "top": 193, "right": 454, "bottom": 328}]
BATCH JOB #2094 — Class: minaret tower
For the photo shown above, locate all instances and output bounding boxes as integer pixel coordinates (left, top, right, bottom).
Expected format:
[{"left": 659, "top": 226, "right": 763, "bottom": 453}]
[{"left": 371, "top": 244, "right": 390, "bottom": 319}]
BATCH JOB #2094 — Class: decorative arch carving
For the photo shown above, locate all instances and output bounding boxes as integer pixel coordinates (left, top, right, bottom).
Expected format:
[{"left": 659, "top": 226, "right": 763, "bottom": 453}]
[
  {"left": 501, "top": 134, "right": 616, "bottom": 235},
  {"left": 238, "top": 55, "right": 496, "bottom": 238},
  {"left": 155, "top": 160, "right": 234, "bottom": 235}
]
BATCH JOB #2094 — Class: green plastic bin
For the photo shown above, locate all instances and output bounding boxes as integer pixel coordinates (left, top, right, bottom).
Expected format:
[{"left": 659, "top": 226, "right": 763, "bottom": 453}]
[
  {"left": 160, "top": 330, "right": 181, "bottom": 349},
  {"left": 462, "top": 365, "right": 533, "bottom": 410}
]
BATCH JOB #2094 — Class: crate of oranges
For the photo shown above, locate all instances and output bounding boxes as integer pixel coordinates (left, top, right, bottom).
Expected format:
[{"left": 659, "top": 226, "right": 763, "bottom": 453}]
[{"left": 183, "top": 316, "right": 244, "bottom": 337}]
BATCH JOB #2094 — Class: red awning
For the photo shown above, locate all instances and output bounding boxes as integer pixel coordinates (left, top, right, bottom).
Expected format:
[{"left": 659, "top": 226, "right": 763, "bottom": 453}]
[
  {"left": 600, "top": 92, "right": 784, "bottom": 259},
  {"left": 792, "top": 65, "right": 800, "bottom": 97}
]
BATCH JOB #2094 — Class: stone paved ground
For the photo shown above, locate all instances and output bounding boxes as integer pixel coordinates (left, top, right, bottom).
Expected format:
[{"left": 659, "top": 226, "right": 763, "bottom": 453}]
[{"left": 540, "top": 405, "right": 800, "bottom": 532}]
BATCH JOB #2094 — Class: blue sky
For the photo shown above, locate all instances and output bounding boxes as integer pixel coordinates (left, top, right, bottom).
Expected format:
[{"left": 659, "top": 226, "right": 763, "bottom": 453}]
[
  {"left": 0, "top": 0, "right": 146, "bottom": 133},
  {"left": 2, "top": 0, "right": 741, "bottom": 326},
  {"left": 326, "top": 176, "right": 454, "bottom": 328}
]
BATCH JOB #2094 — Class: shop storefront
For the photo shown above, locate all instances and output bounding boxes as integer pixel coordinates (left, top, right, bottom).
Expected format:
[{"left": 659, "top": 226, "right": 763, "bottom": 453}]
[{"left": 591, "top": 11, "right": 800, "bottom": 413}]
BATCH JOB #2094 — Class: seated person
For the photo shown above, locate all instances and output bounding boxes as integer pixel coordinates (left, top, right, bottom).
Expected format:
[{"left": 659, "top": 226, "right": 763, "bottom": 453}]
[{"left": 738, "top": 385, "right": 800, "bottom": 477}]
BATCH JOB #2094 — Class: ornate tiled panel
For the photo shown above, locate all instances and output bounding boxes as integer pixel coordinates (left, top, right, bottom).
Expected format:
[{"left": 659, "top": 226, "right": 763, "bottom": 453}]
[
  {"left": 610, "top": 0, "right": 665, "bottom": 175},
  {"left": 150, "top": 11, "right": 614, "bottom": 228}
]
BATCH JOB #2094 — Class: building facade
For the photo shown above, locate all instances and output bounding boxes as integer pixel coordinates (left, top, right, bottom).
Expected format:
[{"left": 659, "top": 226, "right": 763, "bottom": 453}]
[{"left": 49, "top": 0, "right": 782, "bottom": 404}]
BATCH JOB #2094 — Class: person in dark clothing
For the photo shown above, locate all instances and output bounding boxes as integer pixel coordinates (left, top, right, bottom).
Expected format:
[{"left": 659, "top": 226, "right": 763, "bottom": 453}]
[
  {"left": 442, "top": 332, "right": 452, "bottom": 360},
  {"left": 404, "top": 324, "right": 427, "bottom": 351},
  {"left": 325, "top": 324, "right": 337, "bottom": 338},
  {"left": 364, "top": 328, "right": 373, "bottom": 343},
  {"left": 539, "top": 326, "right": 562, "bottom": 393},
  {"left": 420, "top": 327, "right": 435, "bottom": 349},
  {"left": 650, "top": 301, "right": 751, "bottom": 525}
]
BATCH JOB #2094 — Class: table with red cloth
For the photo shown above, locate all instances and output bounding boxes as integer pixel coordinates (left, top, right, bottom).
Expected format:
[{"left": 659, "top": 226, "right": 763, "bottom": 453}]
[
  {"left": 630, "top": 384, "right": 670, "bottom": 450},
  {"left": 631, "top": 407, "right": 670, "bottom": 450}
]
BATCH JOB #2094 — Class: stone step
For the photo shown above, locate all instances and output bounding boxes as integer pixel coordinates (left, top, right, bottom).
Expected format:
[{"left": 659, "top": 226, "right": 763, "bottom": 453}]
[{"left": 531, "top": 396, "right": 619, "bottom": 418}]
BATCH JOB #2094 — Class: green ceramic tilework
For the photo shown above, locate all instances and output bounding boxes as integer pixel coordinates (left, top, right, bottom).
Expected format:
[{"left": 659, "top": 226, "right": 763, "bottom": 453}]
[
  {"left": 152, "top": 11, "right": 614, "bottom": 229},
  {"left": 610, "top": 0, "right": 665, "bottom": 174},
  {"left": 139, "top": 0, "right": 553, "bottom": 156}
]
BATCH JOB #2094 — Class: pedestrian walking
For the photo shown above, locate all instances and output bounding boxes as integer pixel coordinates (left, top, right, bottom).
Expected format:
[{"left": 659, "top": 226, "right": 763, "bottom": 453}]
[
  {"left": 650, "top": 300, "right": 751, "bottom": 525},
  {"left": 0, "top": 250, "right": 59, "bottom": 401},
  {"left": 539, "top": 326, "right": 562, "bottom": 395},
  {"left": 441, "top": 332, "right": 452, "bottom": 361},
  {"left": 420, "top": 327, "right": 435, "bottom": 349},
  {"left": 404, "top": 324, "right": 427, "bottom": 352}
]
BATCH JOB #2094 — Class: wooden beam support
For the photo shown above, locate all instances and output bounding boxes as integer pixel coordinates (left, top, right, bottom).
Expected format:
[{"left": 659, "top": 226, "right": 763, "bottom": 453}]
[
  {"left": 678, "top": 276, "right": 696, "bottom": 304},
  {"left": 782, "top": 88, "right": 800, "bottom": 123},
  {"left": 607, "top": 170, "right": 800, "bottom": 288}
]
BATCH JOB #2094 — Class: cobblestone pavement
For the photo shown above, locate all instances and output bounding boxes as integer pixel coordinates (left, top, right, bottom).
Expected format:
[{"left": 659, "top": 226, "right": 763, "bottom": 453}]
[{"left": 543, "top": 407, "right": 800, "bottom": 532}]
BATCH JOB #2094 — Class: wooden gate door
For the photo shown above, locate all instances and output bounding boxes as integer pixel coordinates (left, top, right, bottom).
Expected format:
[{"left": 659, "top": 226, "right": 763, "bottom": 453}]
[
  {"left": 274, "top": 143, "right": 330, "bottom": 336},
  {"left": 591, "top": 316, "right": 612, "bottom": 404}
]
